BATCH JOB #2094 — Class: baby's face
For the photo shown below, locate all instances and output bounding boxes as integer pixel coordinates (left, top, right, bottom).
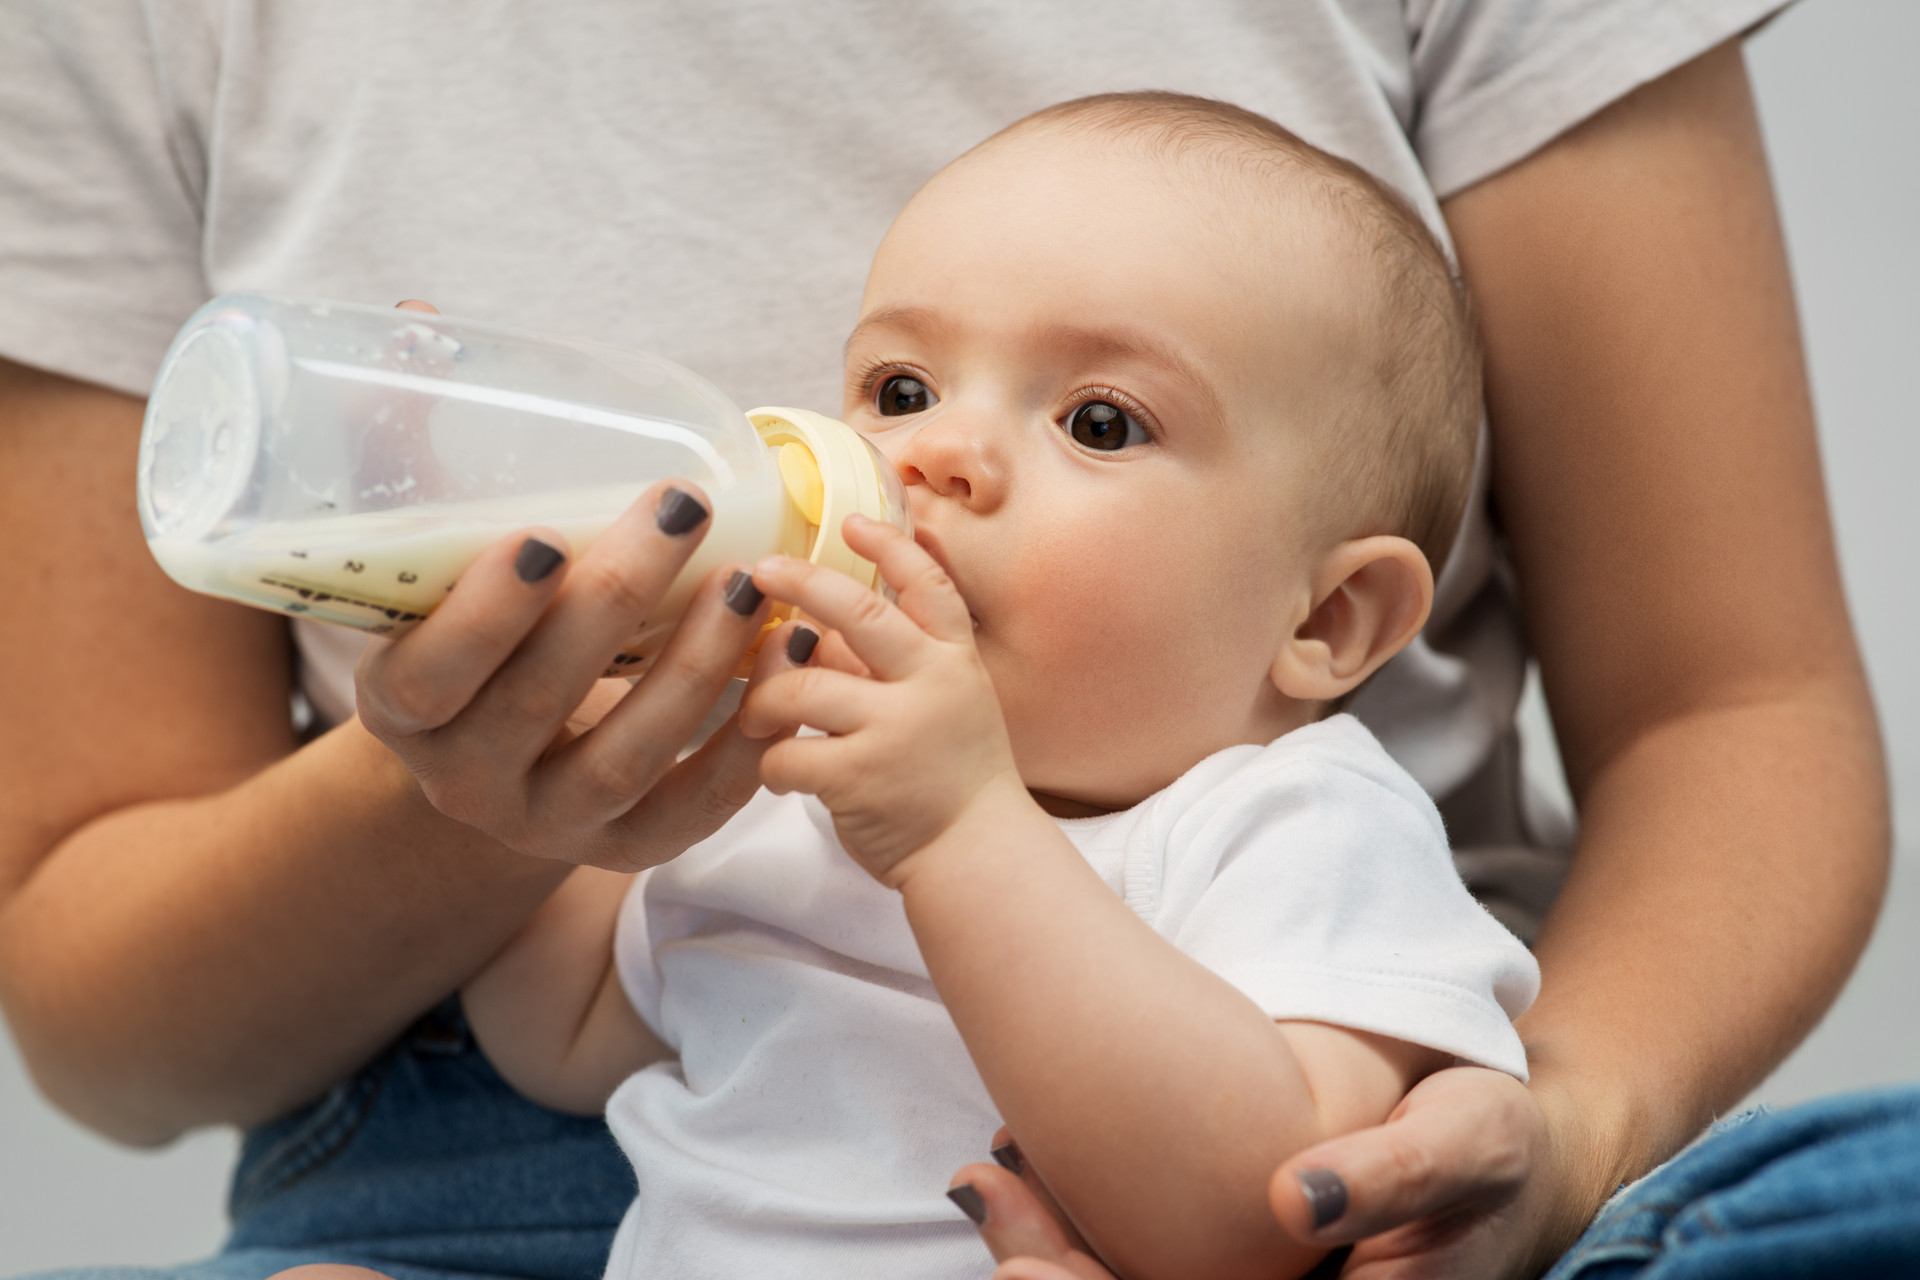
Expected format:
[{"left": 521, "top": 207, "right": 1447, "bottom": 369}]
[{"left": 844, "top": 131, "right": 1378, "bottom": 812}]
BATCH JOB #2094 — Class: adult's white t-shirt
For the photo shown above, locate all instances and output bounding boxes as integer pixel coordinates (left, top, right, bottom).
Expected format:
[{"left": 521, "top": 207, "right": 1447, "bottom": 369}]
[
  {"left": 609, "top": 714, "right": 1538, "bottom": 1280},
  {"left": 0, "top": 0, "right": 1789, "bottom": 935}
]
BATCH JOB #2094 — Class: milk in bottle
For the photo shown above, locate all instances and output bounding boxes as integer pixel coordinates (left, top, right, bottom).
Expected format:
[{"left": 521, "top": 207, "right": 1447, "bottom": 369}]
[{"left": 138, "top": 295, "right": 908, "bottom": 670}]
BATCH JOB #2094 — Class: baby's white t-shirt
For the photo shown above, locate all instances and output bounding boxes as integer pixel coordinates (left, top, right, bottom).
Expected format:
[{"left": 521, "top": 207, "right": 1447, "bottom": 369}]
[{"left": 608, "top": 713, "right": 1538, "bottom": 1280}]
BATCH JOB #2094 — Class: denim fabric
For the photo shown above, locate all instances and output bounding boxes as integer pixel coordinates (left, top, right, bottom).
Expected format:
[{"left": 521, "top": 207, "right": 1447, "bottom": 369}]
[
  {"left": 1545, "top": 1082, "right": 1920, "bottom": 1280},
  {"left": 18, "top": 997, "right": 632, "bottom": 1280}
]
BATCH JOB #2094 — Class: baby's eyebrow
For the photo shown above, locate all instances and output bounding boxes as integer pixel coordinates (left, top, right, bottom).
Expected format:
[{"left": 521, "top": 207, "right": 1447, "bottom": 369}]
[
  {"left": 843, "top": 305, "right": 954, "bottom": 357},
  {"left": 1028, "top": 321, "right": 1226, "bottom": 430}
]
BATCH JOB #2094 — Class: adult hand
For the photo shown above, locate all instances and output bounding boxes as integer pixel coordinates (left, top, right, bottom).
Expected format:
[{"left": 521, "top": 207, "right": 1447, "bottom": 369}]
[
  {"left": 949, "top": 1132, "right": 1111, "bottom": 1280},
  {"left": 355, "top": 479, "right": 780, "bottom": 870},
  {"left": 961, "top": 1066, "right": 1570, "bottom": 1280},
  {"left": 356, "top": 301, "right": 781, "bottom": 872},
  {"left": 1267, "top": 1066, "right": 1561, "bottom": 1279}
]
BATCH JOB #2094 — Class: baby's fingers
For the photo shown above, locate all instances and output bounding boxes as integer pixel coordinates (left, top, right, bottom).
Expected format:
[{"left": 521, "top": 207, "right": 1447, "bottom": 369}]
[
  {"left": 840, "top": 513, "right": 975, "bottom": 643},
  {"left": 751, "top": 554, "right": 929, "bottom": 680},
  {"left": 813, "top": 627, "right": 871, "bottom": 678},
  {"left": 756, "top": 732, "right": 860, "bottom": 797},
  {"left": 738, "top": 663, "right": 877, "bottom": 740}
]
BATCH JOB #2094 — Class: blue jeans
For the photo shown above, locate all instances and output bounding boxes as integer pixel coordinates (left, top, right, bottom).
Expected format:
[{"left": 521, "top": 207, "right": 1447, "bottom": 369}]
[
  {"left": 1544, "top": 1082, "right": 1920, "bottom": 1279},
  {"left": 21, "top": 997, "right": 632, "bottom": 1280},
  {"left": 21, "top": 1012, "right": 1920, "bottom": 1280}
]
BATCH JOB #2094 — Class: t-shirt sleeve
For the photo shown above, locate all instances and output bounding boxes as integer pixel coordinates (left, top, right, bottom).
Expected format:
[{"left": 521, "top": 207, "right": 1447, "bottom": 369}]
[
  {"left": 1407, "top": 0, "right": 1794, "bottom": 198},
  {"left": 1155, "top": 727, "right": 1540, "bottom": 1079},
  {"left": 0, "top": 2, "right": 214, "bottom": 395}
]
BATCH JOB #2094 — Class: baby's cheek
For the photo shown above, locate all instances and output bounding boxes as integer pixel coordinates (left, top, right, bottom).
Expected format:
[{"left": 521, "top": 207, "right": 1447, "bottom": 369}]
[{"left": 983, "top": 541, "right": 1258, "bottom": 797}]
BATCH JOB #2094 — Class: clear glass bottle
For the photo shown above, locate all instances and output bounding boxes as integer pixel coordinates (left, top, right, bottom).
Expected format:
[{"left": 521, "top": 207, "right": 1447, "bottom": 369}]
[{"left": 138, "top": 294, "right": 908, "bottom": 669}]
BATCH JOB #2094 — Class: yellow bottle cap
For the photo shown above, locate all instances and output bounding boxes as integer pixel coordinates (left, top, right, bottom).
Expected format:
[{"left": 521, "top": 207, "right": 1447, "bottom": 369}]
[{"left": 739, "top": 407, "right": 912, "bottom": 667}]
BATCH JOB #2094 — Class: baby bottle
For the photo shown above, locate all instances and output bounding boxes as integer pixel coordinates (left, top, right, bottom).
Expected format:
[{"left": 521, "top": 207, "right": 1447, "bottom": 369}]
[{"left": 137, "top": 294, "right": 908, "bottom": 671}]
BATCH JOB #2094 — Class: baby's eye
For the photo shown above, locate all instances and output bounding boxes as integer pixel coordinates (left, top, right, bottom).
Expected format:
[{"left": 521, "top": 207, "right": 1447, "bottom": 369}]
[
  {"left": 1065, "top": 401, "right": 1148, "bottom": 451},
  {"left": 876, "top": 375, "right": 936, "bottom": 416}
]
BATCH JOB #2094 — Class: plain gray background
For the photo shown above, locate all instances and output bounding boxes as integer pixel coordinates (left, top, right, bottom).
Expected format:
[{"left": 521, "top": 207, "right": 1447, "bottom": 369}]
[{"left": 4, "top": 0, "right": 1917, "bottom": 1269}]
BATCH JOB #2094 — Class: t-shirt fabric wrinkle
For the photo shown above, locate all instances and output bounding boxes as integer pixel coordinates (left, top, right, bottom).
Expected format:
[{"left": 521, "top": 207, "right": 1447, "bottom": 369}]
[
  {"left": 606, "top": 713, "right": 1538, "bottom": 1279},
  {"left": 0, "top": 0, "right": 1791, "bottom": 934}
]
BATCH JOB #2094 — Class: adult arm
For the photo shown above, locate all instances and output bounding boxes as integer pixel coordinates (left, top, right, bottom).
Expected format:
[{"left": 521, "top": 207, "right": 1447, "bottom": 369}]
[
  {"left": 0, "top": 357, "right": 771, "bottom": 1145},
  {"left": 1266, "top": 38, "right": 1888, "bottom": 1277},
  {"left": 962, "top": 37, "right": 1889, "bottom": 1280}
]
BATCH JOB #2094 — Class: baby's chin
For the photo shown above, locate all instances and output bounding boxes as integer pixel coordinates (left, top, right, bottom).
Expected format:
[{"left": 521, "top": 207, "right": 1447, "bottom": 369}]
[
  {"left": 1026, "top": 787, "right": 1117, "bottom": 819},
  {"left": 1010, "top": 736, "right": 1187, "bottom": 816}
]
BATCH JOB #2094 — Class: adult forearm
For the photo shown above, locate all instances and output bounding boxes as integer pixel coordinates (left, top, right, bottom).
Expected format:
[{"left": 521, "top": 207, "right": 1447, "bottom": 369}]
[
  {"left": 1516, "top": 683, "right": 1887, "bottom": 1254},
  {"left": 0, "top": 719, "right": 566, "bottom": 1144}
]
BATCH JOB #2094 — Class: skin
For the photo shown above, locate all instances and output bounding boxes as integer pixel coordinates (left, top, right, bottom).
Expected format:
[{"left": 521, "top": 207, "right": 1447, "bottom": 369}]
[
  {"left": 968, "top": 38, "right": 1889, "bottom": 1280},
  {"left": 0, "top": 34, "right": 1881, "bottom": 1280},
  {"left": 437, "top": 131, "right": 1458, "bottom": 1280},
  {"left": 0, "top": 310, "right": 781, "bottom": 1141},
  {"left": 829, "top": 138, "right": 1430, "bottom": 812}
]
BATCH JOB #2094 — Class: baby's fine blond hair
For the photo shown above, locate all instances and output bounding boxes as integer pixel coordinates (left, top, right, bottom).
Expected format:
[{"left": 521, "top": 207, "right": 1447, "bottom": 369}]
[{"left": 980, "top": 91, "right": 1483, "bottom": 573}]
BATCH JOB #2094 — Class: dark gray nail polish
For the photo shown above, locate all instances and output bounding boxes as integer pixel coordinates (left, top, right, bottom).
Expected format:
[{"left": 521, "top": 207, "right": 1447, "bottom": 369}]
[
  {"left": 990, "top": 1142, "right": 1023, "bottom": 1175},
  {"left": 946, "top": 1184, "right": 987, "bottom": 1226},
  {"left": 786, "top": 626, "right": 819, "bottom": 665},
  {"left": 723, "top": 570, "right": 764, "bottom": 616},
  {"left": 514, "top": 538, "right": 564, "bottom": 583},
  {"left": 655, "top": 487, "right": 709, "bottom": 536},
  {"left": 1298, "top": 1167, "right": 1349, "bottom": 1230}
]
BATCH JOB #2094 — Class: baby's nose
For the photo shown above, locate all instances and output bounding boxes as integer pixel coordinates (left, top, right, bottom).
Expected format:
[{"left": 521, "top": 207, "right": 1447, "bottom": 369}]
[{"left": 896, "top": 419, "right": 1005, "bottom": 512}]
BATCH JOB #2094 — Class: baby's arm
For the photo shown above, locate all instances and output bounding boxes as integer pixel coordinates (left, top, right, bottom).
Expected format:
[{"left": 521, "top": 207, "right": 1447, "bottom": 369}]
[
  {"left": 907, "top": 798, "right": 1444, "bottom": 1280},
  {"left": 462, "top": 866, "right": 671, "bottom": 1115},
  {"left": 744, "top": 521, "right": 1445, "bottom": 1280}
]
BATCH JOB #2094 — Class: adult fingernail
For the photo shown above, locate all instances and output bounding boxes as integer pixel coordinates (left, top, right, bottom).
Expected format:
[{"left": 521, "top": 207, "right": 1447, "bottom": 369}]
[
  {"left": 991, "top": 1142, "right": 1023, "bottom": 1175},
  {"left": 514, "top": 537, "right": 564, "bottom": 583},
  {"left": 946, "top": 1184, "right": 987, "bottom": 1226},
  {"left": 656, "top": 487, "right": 709, "bottom": 536},
  {"left": 786, "top": 626, "right": 819, "bottom": 665},
  {"left": 723, "top": 570, "right": 764, "bottom": 616},
  {"left": 1298, "top": 1168, "right": 1348, "bottom": 1230}
]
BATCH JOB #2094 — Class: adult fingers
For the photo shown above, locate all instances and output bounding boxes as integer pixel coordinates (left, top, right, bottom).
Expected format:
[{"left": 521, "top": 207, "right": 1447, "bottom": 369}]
[
  {"left": 839, "top": 512, "right": 975, "bottom": 643},
  {"left": 751, "top": 554, "right": 930, "bottom": 681},
  {"left": 981, "top": 1130, "right": 1098, "bottom": 1258},
  {"left": 1268, "top": 1067, "right": 1539, "bottom": 1248},
  {"left": 949, "top": 1165, "right": 1092, "bottom": 1267},
  {"left": 530, "top": 557, "right": 766, "bottom": 830},
  {"left": 592, "top": 621, "right": 818, "bottom": 870},
  {"left": 356, "top": 526, "right": 572, "bottom": 739},
  {"left": 812, "top": 626, "right": 872, "bottom": 677},
  {"left": 448, "top": 481, "right": 713, "bottom": 770}
]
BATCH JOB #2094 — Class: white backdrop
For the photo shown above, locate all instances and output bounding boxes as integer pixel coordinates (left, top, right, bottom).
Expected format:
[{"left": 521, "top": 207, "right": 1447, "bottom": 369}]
[{"left": 4, "top": 0, "right": 1917, "bottom": 1270}]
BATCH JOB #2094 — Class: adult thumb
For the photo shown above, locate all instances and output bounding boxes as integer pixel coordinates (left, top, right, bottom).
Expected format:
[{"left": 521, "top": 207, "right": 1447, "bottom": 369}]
[{"left": 1267, "top": 1066, "right": 1540, "bottom": 1246}]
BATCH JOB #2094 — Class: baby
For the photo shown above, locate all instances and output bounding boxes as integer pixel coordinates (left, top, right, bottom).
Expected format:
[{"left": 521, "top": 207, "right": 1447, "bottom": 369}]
[{"left": 435, "top": 93, "right": 1535, "bottom": 1280}]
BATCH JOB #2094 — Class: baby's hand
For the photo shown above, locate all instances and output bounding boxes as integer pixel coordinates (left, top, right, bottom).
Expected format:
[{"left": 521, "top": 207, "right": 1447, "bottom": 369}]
[{"left": 740, "top": 514, "right": 1025, "bottom": 887}]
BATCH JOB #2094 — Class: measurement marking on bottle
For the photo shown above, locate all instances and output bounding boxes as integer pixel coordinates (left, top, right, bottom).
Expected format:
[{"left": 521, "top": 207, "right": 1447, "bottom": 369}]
[{"left": 258, "top": 575, "right": 427, "bottom": 624}]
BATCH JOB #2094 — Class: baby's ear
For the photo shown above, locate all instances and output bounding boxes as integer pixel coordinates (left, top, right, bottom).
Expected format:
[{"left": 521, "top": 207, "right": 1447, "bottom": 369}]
[{"left": 1270, "top": 536, "right": 1433, "bottom": 703}]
